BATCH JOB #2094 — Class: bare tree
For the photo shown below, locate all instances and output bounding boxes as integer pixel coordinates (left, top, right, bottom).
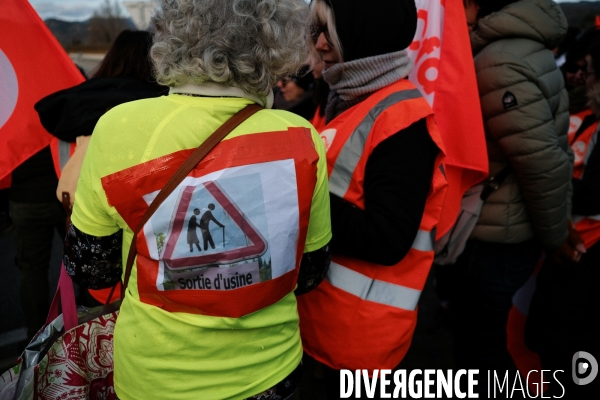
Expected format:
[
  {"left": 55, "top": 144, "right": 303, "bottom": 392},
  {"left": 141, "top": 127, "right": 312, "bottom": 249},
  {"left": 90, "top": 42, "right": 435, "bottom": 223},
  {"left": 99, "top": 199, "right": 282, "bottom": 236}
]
[{"left": 88, "top": 0, "right": 129, "bottom": 46}]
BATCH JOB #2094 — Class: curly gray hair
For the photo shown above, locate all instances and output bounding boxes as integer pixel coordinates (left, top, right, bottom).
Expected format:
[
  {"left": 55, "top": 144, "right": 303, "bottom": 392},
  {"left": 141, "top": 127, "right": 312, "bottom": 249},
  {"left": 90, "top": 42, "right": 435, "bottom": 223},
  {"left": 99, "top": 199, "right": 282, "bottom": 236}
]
[{"left": 150, "top": 0, "right": 310, "bottom": 97}]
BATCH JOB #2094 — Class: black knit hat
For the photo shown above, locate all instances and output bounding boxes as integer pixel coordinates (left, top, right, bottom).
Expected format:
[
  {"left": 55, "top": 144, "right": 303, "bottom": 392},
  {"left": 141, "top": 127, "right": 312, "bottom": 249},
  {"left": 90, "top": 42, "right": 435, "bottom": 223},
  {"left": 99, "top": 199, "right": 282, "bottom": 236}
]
[{"left": 325, "top": 0, "right": 417, "bottom": 62}]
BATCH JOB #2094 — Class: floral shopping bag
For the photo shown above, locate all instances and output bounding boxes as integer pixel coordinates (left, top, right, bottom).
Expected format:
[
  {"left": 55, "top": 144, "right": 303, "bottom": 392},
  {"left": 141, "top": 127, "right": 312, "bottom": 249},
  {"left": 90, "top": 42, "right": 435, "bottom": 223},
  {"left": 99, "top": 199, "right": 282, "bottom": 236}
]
[{"left": 0, "top": 266, "right": 119, "bottom": 400}]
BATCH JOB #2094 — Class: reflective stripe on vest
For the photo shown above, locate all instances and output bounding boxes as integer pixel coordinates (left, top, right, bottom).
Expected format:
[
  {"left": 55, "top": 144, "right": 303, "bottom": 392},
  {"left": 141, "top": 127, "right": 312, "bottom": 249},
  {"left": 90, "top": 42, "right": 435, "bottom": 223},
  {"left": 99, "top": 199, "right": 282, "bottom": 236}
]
[
  {"left": 58, "top": 140, "right": 71, "bottom": 171},
  {"left": 412, "top": 228, "right": 436, "bottom": 252},
  {"left": 50, "top": 137, "right": 75, "bottom": 178},
  {"left": 326, "top": 228, "right": 434, "bottom": 311},
  {"left": 329, "top": 89, "right": 423, "bottom": 198},
  {"left": 327, "top": 262, "right": 421, "bottom": 311}
]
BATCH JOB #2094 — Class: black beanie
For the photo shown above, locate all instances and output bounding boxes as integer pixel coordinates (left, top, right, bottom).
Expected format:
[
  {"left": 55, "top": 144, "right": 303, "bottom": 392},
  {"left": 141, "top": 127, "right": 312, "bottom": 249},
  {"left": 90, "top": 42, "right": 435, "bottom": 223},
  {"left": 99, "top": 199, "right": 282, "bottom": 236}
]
[{"left": 325, "top": 0, "right": 417, "bottom": 62}]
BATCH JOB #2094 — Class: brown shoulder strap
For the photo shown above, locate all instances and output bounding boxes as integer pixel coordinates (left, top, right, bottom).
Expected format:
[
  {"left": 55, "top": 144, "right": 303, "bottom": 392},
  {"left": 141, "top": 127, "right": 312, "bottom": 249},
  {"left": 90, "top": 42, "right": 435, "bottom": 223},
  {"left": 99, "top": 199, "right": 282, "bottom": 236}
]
[{"left": 121, "top": 103, "right": 262, "bottom": 298}]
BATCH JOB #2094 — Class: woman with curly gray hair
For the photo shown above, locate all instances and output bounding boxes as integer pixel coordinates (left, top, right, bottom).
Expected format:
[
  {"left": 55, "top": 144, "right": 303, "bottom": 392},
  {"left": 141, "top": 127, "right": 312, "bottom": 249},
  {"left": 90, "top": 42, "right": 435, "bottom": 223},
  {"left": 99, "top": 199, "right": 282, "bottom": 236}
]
[
  {"left": 151, "top": 0, "right": 310, "bottom": 104},
  {"left": 63, "top": 1, "right": 332, "bottom": 399}
]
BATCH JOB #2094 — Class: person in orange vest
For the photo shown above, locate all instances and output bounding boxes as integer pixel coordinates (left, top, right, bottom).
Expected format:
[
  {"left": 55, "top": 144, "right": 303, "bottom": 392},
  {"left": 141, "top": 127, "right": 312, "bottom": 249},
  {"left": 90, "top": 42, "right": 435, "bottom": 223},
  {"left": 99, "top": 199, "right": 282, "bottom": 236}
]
[
  {"left": 526, "top": 40, "right": 600, "bottom": 398},
  {"left": 565, "top": 31, "right": 600, "bottom": 182},
  {"left": 296, "top": 1, "right": 447, "bottom": 398}
]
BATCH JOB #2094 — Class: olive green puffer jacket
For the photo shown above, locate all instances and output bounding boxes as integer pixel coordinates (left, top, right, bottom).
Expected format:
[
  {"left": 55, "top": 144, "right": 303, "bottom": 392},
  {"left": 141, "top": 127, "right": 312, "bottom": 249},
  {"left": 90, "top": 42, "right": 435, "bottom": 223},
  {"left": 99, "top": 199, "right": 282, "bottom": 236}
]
[{"left": 470, "top": 0, "right": 572, "bottom": 249}]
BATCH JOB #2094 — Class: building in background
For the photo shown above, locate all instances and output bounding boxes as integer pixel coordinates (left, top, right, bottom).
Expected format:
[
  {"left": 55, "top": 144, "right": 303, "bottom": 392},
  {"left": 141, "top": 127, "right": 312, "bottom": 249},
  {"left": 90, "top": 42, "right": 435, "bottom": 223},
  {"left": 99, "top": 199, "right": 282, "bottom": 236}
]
[{"left": 123, "top": 1, "right": 158, "bottom": 30}]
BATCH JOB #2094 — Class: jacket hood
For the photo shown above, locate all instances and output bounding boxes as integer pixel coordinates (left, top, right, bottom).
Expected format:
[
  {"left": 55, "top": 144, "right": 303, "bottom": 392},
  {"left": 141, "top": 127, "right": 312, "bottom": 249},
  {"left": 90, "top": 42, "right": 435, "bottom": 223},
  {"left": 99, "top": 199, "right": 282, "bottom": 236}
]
[{"left": 471, "top": 0, "right": 567, "bottom": 54}]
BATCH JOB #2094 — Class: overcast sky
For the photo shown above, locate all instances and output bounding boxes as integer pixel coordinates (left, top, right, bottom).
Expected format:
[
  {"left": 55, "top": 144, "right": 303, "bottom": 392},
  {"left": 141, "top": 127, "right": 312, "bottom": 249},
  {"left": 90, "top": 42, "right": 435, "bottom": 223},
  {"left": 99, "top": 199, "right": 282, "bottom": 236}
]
[
  {"left": 30, "top": 0, "right": 127, "bottom": 21},
  {"left": 28, "top": 0, "right": 600, "bottom": 22}
]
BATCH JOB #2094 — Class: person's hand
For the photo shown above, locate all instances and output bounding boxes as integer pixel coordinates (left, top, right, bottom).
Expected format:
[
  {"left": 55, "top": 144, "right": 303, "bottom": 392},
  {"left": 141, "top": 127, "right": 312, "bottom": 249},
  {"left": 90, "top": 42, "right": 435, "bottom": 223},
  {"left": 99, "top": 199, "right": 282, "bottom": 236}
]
[{"left": 555, "top": 220, "right": 586, "bottom": 263}]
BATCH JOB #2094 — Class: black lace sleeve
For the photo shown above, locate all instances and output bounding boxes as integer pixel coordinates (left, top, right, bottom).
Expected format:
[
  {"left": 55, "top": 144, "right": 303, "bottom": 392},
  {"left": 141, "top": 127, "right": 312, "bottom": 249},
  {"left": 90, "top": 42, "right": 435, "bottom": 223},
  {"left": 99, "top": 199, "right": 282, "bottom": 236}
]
[
  {"left": 295, "top": 242, "right": 332, "bottom": 296},
  {"left": 63, "top": 222, "right": 123, "bottom": 289}
]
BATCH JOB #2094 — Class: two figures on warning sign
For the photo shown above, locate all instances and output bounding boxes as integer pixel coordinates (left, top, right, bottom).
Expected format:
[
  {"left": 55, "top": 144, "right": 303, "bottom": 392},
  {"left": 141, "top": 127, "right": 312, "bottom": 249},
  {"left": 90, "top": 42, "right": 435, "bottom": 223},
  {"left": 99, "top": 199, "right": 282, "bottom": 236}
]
[{"left": 187, "top": 204, "right": 225, "bottom": 252}]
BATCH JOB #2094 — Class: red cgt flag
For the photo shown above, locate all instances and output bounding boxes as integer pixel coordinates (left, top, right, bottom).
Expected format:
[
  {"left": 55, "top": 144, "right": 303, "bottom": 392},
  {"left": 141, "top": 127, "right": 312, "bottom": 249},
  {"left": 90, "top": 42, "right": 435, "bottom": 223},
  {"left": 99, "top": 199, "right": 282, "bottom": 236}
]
[
  {"left": 0, "top": 0, "right": 84, "bottom": 181},
  {"left": 408, "top": 0, "right": 489, "bottom": 237}
]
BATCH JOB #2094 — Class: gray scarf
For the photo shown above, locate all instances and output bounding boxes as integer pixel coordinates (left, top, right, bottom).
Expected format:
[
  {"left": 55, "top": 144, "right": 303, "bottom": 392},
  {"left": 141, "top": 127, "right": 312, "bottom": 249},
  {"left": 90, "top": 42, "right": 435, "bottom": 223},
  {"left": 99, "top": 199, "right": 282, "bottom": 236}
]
[{"left": 323, "top": 50, "right": 413, "bottom": 123}]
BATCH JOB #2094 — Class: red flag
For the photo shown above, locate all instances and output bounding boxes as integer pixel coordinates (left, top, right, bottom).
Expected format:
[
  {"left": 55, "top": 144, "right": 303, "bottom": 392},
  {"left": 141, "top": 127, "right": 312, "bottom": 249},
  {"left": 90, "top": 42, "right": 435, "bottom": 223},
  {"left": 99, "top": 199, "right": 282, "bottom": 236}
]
[
  {"left": 408, "top": 0, "right": 488, "bottom": 237},
  {"left": 0, "top": 174, "right": 11, "bottom": 190},
  {"left": 0, "top": 0, "right": 84, "bottom": 181}
]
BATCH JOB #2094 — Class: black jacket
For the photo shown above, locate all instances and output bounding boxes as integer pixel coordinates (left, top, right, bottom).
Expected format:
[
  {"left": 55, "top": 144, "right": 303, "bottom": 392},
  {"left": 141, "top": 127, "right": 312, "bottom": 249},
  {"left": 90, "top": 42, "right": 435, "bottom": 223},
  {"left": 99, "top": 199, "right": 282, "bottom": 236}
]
[{"left": 35, "top": 77, "right": 168, "bottom": 142}]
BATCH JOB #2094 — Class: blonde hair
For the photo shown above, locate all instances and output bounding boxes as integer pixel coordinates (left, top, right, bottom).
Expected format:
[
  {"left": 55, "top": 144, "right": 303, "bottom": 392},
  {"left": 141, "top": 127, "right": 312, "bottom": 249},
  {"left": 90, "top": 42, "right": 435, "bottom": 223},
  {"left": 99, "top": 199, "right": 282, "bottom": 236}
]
[{"left": 308, "top": 0, "right": 343, "bottom": 69}]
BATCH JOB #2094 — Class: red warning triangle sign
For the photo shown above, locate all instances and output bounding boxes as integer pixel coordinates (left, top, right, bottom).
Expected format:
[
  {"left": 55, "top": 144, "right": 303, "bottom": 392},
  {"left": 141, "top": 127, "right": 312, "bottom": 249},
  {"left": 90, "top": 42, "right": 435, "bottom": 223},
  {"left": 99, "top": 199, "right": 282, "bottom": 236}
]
[{"left": 162, "top": 180, "right": 267, "bottom": 270}]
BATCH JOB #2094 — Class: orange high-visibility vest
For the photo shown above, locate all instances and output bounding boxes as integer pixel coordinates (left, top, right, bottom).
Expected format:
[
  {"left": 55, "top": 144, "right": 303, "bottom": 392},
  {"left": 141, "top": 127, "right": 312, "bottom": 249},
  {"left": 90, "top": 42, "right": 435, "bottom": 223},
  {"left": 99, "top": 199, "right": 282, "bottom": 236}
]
[
  {"left": 297, "top": 80, "right": 447, "bottom": 371},
  {"left": 569, "top": 109, "right": 599, "bottom": 179},
  {"left": 568, "top": 109, "right": 593, "bottom": 141},
  {"left": 310, "top": 106, "right": 327, "bottom": 133},
  {"left": 49, "top": 137, "right": 75, "bottom": 178}
]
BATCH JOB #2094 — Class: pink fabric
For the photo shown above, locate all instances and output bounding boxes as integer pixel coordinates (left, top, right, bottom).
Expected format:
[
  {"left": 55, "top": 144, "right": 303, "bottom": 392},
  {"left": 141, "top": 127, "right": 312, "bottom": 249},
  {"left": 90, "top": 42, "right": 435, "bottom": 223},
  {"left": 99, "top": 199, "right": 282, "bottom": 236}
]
[{"left": 45, "top": 264, "right": 78, "bottom": 331}]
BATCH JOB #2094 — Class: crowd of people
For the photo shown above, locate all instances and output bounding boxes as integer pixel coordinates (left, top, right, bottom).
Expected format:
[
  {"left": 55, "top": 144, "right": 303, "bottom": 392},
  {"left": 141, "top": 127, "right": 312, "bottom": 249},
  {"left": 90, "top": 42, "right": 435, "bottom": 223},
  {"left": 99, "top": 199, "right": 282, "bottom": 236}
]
[{"left": 1, "top": 0, "right": 599, "bottom": 399}]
